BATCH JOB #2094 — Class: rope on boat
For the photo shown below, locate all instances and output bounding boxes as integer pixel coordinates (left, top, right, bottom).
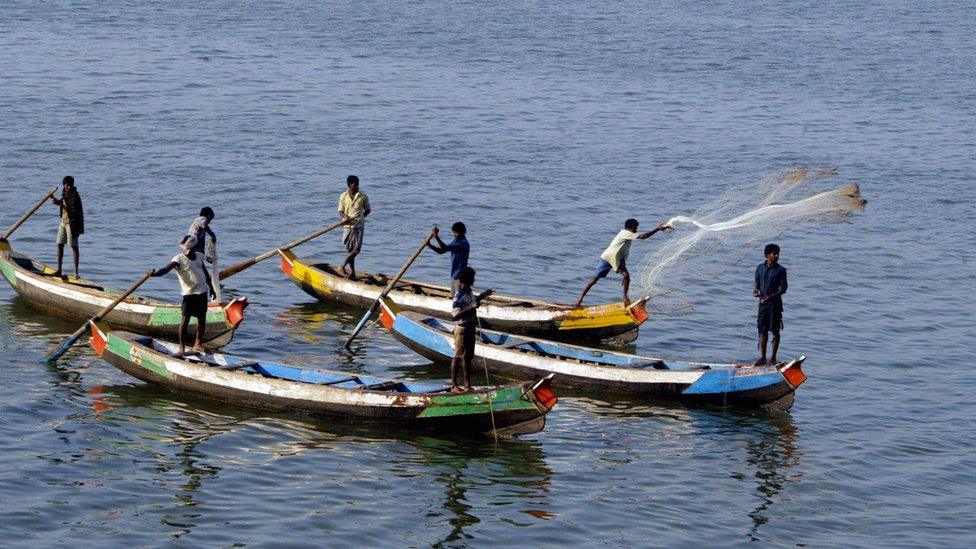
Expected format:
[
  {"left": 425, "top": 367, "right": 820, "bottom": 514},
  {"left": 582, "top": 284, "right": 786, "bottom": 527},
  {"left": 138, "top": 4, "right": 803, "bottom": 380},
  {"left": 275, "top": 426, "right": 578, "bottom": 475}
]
[{"left": 476, "top": 317, "right": 498, "bottom": 441}]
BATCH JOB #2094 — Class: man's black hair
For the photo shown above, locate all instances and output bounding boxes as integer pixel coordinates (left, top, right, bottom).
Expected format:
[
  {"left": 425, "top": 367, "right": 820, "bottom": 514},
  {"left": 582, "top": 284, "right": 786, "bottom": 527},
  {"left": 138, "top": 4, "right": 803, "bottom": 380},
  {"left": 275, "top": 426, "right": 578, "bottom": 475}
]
[
  {"left": 764, "top": 243, "right": 780, "bottom": 256},
  {"left": 624, "top": 218, "right": 639, "bottom": 231},
  {"left": 347, "top": 175, "right": 359, "bottom": 186},
  {"left": 200, "top": 207, "right": 215, "bottom": 219},
  {"left": 458, "top": 266, "right": 476, "bottom": 285},
  {"left": 63, "top": 175, "right": 74, "bottom": 186},
  {"left": 451, "top": 221, "right": 467, "bottom": 235}
]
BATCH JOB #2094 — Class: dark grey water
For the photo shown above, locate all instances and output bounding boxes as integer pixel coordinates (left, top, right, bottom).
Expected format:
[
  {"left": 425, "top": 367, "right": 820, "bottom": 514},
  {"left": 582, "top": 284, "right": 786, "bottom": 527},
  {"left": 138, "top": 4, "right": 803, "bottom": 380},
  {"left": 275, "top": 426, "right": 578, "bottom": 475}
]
[{"left": 2, "top": 1, "right": 974, "bottom": 546}]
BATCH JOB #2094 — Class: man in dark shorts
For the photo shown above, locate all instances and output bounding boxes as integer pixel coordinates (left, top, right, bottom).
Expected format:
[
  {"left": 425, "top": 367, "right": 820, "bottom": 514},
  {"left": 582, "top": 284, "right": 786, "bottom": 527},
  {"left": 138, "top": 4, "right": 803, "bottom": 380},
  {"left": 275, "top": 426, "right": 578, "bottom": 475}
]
[
  {"left": 575, "top": 218, "right": 670, "bottom": 307},
  {"left": 50, "top": 175, "right": 84, "bottom": 278},
  {"left": 754, "top": 243, "right": 788, "bottom": 365},
  {"left": 450, "top": 266, "right": 494, "bottom": 393},
  {"left": 427, "top": 221, "right": 470, "bottom": 293},
  {"left": 152, "top": 235, "right": 217, "bottom": 355}
]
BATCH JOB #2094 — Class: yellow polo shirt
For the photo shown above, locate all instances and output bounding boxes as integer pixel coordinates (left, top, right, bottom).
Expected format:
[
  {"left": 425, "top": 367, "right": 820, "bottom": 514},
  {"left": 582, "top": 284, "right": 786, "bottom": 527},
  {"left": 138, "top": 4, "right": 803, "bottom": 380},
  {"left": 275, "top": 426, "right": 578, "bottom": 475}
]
[
  {"left": 600, "top": 229, "right": 639, "bottom": 271},
  {"left": 338, "top": 191, "right": 370, "bottom": 227}
]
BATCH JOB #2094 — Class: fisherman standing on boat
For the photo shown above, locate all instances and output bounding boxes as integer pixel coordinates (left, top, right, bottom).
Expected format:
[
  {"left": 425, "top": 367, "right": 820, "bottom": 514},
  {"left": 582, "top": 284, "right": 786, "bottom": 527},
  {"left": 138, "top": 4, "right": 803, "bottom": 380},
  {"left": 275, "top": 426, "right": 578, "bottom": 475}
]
[
  {"left": 337, "top": 175, "right": 370, "bottom": 280},
  {"left": 754, "top": 243, "right": 788, "bottom": 365},
  {"left": 50, "top": 175, "right": 84, "bottom": 279},
  {"left": 187, "top": 207, "right": 217, "bottom": 259},
  {"left": 427, "top": 222, "right": 470, "bottom": 293},
  {"left": 575, "top": 218, "right": 669, "bottom": 307},
  {"left": 451, "top": 266, "right": 493, "bottom": 393},
  {"left": 151, "top": 235, "right": 217, "bottom": 355}
]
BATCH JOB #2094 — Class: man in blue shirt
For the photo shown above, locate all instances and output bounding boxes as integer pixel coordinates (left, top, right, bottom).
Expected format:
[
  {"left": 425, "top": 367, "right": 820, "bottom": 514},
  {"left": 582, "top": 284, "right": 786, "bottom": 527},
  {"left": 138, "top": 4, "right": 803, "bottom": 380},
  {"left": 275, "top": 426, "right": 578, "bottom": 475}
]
[
  {"left": 428, "top": 222, "right": 470, "bottom": 292},
  {"left": 754, "top": 243, "right": 788, "bottom": 365}
]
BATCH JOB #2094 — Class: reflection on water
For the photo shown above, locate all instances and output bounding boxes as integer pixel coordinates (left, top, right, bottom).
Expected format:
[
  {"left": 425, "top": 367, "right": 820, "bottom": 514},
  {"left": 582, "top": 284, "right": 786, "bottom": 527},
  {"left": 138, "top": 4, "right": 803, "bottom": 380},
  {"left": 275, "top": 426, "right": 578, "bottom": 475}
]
[
  {"left": 86, "top": 382, "right": 553, "bottom": 543},
  {"left": 743, "top": 414, "right": 800, "bottom": 540},
  {"left": 411, "top": 436, "right": 553, "bottom": 546}
]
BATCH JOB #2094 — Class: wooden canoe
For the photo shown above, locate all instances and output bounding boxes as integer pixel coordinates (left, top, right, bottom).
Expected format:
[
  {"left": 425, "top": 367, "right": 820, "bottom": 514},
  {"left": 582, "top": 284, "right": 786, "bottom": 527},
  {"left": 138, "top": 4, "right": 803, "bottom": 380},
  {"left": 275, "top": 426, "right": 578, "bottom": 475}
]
[
  {"left": 88, "top": 323, "right": 558, "bottom": 436},
  {"left": 377, "top": 298, "right": 806, "bottom": 411},
  {"left": 279, "top": 249, "right": 648, "bottom": 342},
  {"left": 0, "top": 240, "right": 247, "bottom": 348}
]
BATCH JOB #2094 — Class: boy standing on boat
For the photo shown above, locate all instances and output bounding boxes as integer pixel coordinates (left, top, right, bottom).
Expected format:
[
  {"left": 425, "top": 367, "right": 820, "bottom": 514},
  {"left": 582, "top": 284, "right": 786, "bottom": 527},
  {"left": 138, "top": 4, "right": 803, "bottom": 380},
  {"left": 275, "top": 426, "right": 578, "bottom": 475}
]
[
  {"left": 187, "top": 207, "right": 217, "bottom": 257},
  {"left": 50, "top": 175, "right": 84, "bottom": 278},
  {"left": 337, "top": 175, "right": 370, "bottom": 280},
  {"left": 151, "top": 235, "right": 217, "bottom": 355},
  {"left": 575, "top": 218, "right": 669, "bottom": 307},
  {"left": 428, "top": 222, "right": 470, "bottom": 292},
  {"left": 754, "top": 243, "right": 788, "bottom": 365},
  {"left": 451, "top": 266, "right": 493, "bottom": 393}
]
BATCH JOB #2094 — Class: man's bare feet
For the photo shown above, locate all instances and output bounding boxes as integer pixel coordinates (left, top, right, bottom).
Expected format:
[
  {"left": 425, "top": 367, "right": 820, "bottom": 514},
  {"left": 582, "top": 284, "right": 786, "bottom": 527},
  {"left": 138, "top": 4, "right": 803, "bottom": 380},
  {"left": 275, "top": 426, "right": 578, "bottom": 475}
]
[
  {"left": 450, "top": 385, "right": 462, "bottom": 394},
  {"left": 192, "top": 345, "right": 206, "bottom": 353},
  {"left": 347, "top": 272, "right": 357, "bottom": 280},
  {"left": 463, "top": 385, "right": 473, "bottom": 393},
  {"left": 52, "top": 270, "right": 62, "bottom": 278},
  {"left": 754, "top": 357, "right": 767, "bottom": 366}
]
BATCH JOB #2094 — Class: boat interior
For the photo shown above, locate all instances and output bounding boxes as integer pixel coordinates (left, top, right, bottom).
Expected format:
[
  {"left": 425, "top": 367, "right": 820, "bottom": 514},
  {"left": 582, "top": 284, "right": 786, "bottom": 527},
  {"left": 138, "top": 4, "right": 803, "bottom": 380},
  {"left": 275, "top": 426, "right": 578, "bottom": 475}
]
[
  {"left": 413, "top": 315, "right": 717, "bottom": 372},
  {"left": 304, "top": 259, "right": 564, "bottom": 309},
  {"left": 143, "top": 336, "right": 449, "bottom": 394}
]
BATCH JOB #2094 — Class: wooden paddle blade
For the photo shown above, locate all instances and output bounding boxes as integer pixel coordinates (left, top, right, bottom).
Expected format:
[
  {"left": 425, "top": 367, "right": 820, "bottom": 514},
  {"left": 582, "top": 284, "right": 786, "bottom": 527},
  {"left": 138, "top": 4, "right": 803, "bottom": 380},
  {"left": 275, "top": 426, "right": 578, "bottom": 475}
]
[{"left": 43, "top": 326, "right": 86, "bottom": 363}]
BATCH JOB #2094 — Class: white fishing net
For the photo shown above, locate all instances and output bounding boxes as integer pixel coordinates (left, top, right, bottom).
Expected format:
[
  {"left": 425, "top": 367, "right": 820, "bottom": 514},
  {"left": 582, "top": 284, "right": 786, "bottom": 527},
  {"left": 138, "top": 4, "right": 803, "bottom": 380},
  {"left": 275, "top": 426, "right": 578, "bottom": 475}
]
[{"left": 636, "top": 166, "right": 867, "bottom": 315}]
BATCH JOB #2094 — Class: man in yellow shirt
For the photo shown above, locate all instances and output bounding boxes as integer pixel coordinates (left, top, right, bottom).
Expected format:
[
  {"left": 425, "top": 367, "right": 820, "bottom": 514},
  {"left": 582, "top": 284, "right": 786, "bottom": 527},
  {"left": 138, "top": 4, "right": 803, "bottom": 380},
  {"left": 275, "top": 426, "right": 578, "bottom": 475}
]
[
  {"left": 337, "top": 175, "right": 371, "bottom": 279},
  {"left": 574, "top": 218, "right": 669, "bottom": 307}
]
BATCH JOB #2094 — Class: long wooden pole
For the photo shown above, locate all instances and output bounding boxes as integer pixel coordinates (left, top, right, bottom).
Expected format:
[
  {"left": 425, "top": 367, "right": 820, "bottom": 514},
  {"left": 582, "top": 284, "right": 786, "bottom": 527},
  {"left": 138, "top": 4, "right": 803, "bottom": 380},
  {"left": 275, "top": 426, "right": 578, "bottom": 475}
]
[
  {"left": 209, "top": 240, "right": 221, "bottom": 303},
  {"left": 218, "top": 219, "right": 347, "bottom": 280},
  {"left": 344, "top": 234, "right": 433, "bottom": 349},
  {"left": 43, "top": 269, "right": 156, "bottom": 363},
  {"left": 1, "top": 186, "right": 59, "bottom": 241}
]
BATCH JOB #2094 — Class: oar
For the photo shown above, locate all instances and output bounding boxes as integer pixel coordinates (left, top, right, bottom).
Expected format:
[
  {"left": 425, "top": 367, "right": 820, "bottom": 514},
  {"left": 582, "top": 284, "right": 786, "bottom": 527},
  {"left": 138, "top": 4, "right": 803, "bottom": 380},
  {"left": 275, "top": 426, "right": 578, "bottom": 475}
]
[
  {"left": 209, "top": 240, "right": 221, "bottom": 303},
  {"left": 344, "top": 233, "right": 433, "bottom": 349},
  {"left": 218, "top": 219, "right": 347, "bottom": 280},
  {"left": 43, "top": 269, "right": 156, "bottom": 363},
  {"left": 1, "top": 186, "right": 59, "bottom": 242}
]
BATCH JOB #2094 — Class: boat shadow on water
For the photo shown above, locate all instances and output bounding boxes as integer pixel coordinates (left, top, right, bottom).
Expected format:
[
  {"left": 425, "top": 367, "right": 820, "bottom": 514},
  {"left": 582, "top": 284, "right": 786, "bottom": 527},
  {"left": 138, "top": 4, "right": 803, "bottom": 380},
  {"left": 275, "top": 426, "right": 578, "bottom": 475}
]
[{"left": 82, "top": 381, "right": 554, "bottom": 543}]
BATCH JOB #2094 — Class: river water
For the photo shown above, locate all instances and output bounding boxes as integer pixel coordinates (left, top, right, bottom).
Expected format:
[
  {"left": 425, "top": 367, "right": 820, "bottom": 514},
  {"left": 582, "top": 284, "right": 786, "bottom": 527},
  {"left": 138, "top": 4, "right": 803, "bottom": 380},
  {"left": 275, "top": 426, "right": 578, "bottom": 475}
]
[{"left": 1, "top": 1, "right": 974, "bottom": 546}]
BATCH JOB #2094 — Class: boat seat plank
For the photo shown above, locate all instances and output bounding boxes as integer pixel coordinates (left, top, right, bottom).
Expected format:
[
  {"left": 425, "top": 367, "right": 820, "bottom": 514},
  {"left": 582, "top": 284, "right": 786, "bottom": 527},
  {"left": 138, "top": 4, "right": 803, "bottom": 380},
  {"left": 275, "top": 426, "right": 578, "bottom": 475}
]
[
  {"left": 632, "top": 361, "right": 669, "bottom": 370},
  {"left": 320, "top": 376, "right": 362, "bottom": 386},
  {"left": 361, "top": 380, "right": 409, "bottom": 392}
]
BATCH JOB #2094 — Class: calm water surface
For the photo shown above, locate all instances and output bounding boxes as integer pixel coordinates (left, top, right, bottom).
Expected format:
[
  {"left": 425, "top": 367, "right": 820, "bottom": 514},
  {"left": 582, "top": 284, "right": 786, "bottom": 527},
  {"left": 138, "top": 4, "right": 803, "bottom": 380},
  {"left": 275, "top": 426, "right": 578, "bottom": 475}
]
[{"left": 1, "top": 1, "right": 974, "bottom": 546}]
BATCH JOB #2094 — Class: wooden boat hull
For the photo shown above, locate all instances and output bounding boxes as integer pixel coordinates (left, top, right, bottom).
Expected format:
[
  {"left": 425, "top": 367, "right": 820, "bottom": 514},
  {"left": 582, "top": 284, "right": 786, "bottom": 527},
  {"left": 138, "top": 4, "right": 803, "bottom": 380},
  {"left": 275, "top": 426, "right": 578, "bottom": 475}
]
[
  {"left": 88, "top": 325, "right": 557, "bottom": 436},
  {"left": 378, "top": 298, "right": 806, "bottom": 410},
  {"left": 279, "top": 249, "right": 647, "bottom": 342},
  {"left": 0, "top": 241, "right": 247, "bottom": 348}
]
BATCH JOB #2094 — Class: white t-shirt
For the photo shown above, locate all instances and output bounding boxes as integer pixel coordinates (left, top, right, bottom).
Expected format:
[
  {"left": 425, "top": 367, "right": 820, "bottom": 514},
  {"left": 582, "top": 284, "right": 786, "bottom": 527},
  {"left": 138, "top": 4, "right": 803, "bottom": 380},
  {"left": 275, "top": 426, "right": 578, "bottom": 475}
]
[
  {"left": 188, "top": 216, "right": 209, "bottom": 245},
  {"left": 600, "top": 229, "right": 640, "bottom": 271},
  {"left": 171, "top": 253, "right": 208, "bottom": 296}
]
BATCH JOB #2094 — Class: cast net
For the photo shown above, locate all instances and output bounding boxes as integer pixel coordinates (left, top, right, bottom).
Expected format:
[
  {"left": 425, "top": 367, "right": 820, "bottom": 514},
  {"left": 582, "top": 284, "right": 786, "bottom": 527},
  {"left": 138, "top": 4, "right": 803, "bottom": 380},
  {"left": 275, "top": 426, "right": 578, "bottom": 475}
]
[{"left": 636, "top": 166, "right": 867, "bottom": 315}]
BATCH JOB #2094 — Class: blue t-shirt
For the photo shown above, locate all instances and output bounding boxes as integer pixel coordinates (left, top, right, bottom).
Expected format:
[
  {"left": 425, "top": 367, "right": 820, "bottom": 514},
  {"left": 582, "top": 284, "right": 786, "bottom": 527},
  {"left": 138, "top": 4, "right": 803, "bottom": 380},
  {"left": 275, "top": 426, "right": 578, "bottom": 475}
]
[
  {"left": 755, "top": 262, "right": 788, "bottom": 307},
  {"left": 452, "top": 286, "right": 477, "bottom": 327},
  {"left": 447, "top": 237, "right": 470, "bottom": 280}
]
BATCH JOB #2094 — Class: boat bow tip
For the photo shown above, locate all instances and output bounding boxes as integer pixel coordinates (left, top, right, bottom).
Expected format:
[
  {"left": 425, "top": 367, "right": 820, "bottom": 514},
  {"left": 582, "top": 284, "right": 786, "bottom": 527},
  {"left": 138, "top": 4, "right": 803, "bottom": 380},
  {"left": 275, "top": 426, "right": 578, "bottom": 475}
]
[
  {"left": 223, "top": 297, "right": 249, "bottom": 327},
  {"left": 529, "top": 374, "right": 558, "bottom": 411},
  {"left": 88, "top": 321, "right": 109, "bottom": 356}
]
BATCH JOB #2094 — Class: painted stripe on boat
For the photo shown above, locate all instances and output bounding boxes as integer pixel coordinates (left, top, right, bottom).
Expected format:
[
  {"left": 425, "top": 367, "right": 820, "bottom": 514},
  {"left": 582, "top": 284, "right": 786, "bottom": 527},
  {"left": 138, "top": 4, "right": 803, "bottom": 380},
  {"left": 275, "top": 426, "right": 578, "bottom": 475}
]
[{"left": 682, "top": 369, "right": 786, "bottom": 394}]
